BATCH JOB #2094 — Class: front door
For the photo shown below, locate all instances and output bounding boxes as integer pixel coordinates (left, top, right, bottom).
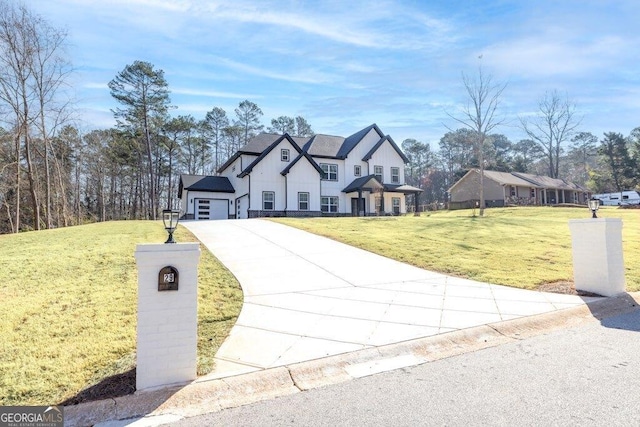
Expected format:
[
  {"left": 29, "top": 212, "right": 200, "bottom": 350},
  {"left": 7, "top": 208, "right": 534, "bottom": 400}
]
[{"left": 351, "top": 198, "right": 365, "bottom": 216}]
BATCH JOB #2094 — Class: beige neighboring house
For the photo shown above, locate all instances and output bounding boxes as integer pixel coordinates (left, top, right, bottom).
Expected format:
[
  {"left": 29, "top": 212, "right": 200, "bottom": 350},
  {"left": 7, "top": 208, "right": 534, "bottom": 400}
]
[{"left": 448, "top": 169, "right": 590, "bottom": 209}]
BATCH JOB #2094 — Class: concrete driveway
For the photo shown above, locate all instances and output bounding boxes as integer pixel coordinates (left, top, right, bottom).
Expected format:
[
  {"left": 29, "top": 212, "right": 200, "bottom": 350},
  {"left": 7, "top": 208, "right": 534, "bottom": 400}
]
[{"left": 182, "top": 219, "right": 597, "bottom": 380}]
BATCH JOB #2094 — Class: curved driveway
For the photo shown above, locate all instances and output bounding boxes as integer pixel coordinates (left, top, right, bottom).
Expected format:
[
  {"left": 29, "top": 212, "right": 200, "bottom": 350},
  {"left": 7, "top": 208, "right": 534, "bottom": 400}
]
[{"left": 182, "top": 219, "right": 596, "bottom": 380}]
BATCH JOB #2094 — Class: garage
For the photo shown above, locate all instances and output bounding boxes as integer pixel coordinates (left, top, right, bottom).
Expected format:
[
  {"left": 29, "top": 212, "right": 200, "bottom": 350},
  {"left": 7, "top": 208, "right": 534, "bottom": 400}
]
[
  {"left": 195, "top": 198, "right": 228, "bottom": 220},
  {"left": 178, "top": 175, "right": 235, "bottom": 220}
]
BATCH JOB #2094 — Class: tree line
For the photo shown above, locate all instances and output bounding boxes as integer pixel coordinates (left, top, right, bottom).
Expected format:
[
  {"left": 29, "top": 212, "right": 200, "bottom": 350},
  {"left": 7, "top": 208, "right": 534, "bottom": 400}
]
[
  {"left": 1, "top": 1, "right": 639, "bottom": 234},
  {"left": 403, "top": 84, "right": 640, "bottom": 210}
]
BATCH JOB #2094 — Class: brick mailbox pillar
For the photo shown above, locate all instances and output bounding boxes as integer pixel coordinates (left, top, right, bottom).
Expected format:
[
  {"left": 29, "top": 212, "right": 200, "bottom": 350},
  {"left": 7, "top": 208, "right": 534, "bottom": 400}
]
[
  {"left": 134, "top": 242, "right": 200, "bottom": 391},
  {"left": 568, "top": 218, "right": 625, "bottom": 297}
]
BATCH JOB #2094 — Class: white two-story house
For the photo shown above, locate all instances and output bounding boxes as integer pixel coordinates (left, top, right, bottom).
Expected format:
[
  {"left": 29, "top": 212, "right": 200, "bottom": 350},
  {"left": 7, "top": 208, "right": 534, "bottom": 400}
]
[{"left": 178, "top": 124, "right": 422, "bottom": 220}]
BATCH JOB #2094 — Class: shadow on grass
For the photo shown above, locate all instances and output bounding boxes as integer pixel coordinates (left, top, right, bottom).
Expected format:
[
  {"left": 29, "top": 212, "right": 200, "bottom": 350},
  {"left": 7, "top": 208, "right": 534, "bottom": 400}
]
[{"left": 59, "top": 368, "right": 136, "bottom": 406}]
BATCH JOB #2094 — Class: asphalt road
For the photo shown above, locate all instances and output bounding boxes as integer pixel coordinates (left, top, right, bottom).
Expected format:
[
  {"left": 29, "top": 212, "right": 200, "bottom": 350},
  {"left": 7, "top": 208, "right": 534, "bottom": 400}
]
[{"left": 166, "top": 309, "right": 640, "bottom": 427}]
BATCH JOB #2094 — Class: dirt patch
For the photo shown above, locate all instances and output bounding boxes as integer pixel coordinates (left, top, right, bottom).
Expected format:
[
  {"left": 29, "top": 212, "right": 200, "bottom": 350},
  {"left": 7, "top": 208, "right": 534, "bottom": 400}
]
[{"left": 537, "top": 280, "right": 603, "bottom": 297}]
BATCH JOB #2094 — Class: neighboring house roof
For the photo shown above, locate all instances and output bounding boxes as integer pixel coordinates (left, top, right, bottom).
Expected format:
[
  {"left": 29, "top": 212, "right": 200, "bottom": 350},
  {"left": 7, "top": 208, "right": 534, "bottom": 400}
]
[
  {"left": 448, "top": 169, "right": 587, "bottom": 193},
  {"left": 238, "top": 134, "right": 303, "bottom": 178},
  {"left": 362, "top": 135, "right": 410, "bottom": 163},
  {"left": 281, "top": 151, "right": 324, "bottom": 176},
  {"left": 342, "top": 175, "right": 384, "bottom": 193},
  {"left": 482, "top": 170, "right": 540, "bottom": 188},
  {"left": 512, "top": 172, "right": 585, "bottom": 191},
  {"left": 178, "top": 174, "right": 235, "bottom": 197}
]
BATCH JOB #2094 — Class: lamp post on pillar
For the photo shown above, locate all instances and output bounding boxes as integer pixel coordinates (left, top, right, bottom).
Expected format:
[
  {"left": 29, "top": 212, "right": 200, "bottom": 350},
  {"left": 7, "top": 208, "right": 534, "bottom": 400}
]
[
  {"left": 588, "top": 198, "right": 599, "bottom": 219},
  {"left": 568, "top": 200, "right": 625, "bottom": 297},
  {"left": 135, "top": 209, "right": 200, "bottom": 391},
  {"left": 162, "top": 209, "right": 180, "bottom": 243}
]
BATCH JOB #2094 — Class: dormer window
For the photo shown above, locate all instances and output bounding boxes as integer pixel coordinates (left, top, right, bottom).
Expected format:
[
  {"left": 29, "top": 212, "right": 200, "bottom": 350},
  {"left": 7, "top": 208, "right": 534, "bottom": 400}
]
[{"left": 281, "top": 149, "right": 290, "bottom": 162}]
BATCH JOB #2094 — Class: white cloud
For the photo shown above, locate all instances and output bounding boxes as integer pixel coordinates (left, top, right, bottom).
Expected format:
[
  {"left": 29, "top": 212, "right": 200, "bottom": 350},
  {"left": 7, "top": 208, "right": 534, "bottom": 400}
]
[{"left": 172, "top": 88, "right": 262, "bottom": 99}]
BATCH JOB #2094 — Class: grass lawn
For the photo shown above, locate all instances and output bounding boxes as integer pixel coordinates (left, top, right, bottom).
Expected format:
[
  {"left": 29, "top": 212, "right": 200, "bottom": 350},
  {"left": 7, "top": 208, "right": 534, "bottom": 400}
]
[
  {"left": 0, "top": 221, "right": 243, "bottom": 406},
  {"left": 273, "top": 206, "right": 640, "bottom": 291}
]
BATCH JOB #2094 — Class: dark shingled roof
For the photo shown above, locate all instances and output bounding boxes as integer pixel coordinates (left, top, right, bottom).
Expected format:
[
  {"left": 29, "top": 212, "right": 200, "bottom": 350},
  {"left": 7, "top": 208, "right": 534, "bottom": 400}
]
[
  {"left": 342, "top": 175, "right": 384, "bottom": 193},
  {"left": 383, "top": 183, "right": 423, "bottom": 193},
  {"left": 220, "top": 125, "right": 410, "bottom": 170},
  {"left": 178, "top": 175, "right": 235, "bottom": 197},
  {"left": 240, "top": 133, "right": 308, "bottom": 154},
  {"left": 302, "top": 134, "right": 345, "bottom": 158}
]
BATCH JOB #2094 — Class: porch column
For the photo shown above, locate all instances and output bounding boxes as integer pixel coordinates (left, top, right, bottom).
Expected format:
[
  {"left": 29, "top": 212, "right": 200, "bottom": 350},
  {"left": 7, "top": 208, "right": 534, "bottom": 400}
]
[
  {"left": 555, "top": 189, "right": 559, "bottom": 204},
  {"left": 357, "top": 189, "right": 363, "bottom": 217}
]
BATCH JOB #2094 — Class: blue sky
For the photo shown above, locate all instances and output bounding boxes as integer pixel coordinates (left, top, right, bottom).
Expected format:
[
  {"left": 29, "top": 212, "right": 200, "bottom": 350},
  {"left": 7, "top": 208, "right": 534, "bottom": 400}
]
[{"left": 30, "top": 0, "right": 640, "bottom": 147}]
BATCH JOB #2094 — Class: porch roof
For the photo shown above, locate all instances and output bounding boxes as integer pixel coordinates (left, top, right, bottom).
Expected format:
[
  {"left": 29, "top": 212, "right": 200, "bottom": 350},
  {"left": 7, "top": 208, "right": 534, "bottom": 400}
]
[
  {"left": 383, "top": 183, "right": 423, "bottom": 194},
  {"left": 342, "top": 175, "right": 384, "bottom": 193}
]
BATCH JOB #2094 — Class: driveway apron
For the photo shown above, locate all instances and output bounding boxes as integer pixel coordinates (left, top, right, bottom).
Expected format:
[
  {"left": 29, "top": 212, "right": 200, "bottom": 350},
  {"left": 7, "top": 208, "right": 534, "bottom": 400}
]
[{"left": 182, "top": 219, "right": 596, "bottom": 380}]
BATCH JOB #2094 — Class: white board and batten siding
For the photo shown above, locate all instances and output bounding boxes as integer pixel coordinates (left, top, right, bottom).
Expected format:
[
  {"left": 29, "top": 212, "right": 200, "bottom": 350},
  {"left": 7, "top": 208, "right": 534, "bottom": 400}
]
[
  {"left": 368, "top": 140, "right": 405, "bottom": 184},
  {"left": 285, "top": 159, "right": 322, "bottom": 212},
  {"left": 247, "top": 141, "right": 296, "bottom": 211}
]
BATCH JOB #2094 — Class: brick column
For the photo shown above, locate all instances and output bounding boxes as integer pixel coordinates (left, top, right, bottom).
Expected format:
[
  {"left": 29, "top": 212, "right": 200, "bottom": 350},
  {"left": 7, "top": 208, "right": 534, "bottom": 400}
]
[
  {"left": 568, "top": 218, "right": 625, "bottom": 297},
  {"left": 134, "top": 242, "right": 200, "bottom": 391}
]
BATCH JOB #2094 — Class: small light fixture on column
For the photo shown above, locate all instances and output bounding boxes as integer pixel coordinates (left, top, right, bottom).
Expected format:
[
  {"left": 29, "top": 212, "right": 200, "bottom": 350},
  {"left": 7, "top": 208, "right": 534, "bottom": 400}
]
[
  {"left": 162, "top": 209, "right": 180, "bottom": 243},
  {"left": 588, "top": 198, "right": 599, "bottom": 219}
]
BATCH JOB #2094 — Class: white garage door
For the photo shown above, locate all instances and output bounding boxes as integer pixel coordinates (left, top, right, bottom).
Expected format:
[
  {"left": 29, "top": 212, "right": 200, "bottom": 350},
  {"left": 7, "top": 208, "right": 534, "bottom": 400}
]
[{"left": 195, "top": 199, "right": 228, "bottom": 220}]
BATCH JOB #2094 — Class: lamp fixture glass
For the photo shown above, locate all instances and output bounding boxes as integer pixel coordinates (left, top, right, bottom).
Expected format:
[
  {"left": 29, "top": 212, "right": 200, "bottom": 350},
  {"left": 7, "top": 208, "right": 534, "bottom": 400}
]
[
  {"left": 588, "top": 198, "right": 599, "bottom": 219},
  {"left": 162, "top": 209, "right": 180, "bottom": 243}
]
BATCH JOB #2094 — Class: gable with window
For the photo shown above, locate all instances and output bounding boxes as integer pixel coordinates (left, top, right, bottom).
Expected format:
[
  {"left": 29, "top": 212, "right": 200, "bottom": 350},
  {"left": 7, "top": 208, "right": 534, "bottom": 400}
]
[{"left": 321, "top": 163, "right": 338, "bottom": 181}]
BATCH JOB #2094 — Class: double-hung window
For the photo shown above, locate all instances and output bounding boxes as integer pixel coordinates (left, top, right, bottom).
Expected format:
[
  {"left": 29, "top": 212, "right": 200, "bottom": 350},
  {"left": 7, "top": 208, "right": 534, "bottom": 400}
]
[
  {"left": 298, "top": 192, "right": 309, "bottom": 211},
  {"left": 263, "top": 191, "right": 274, "bottom": 210},
  {"left": 281, "top": 149, "right": 290, "bottom": 162},
  {"left": 321, "top": 163, "right": 338, "bottom": 181},
  {"left": 321, "top": 196, "right": 338, "bottom": 213},
  {"left": 354, "top": 165, "right": 361, "bottom": 177},
  {"left": 391, "top": 167, "right": 400, "bottom": 184},
  {"left": 374, "top": 165, "right": 383, "bottom": 182}
]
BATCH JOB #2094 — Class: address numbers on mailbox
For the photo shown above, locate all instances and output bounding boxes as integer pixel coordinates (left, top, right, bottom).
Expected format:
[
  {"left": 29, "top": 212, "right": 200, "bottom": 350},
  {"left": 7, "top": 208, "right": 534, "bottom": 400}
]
[{"left": 158, "top": 266, "right": 179, "bottom": 291}]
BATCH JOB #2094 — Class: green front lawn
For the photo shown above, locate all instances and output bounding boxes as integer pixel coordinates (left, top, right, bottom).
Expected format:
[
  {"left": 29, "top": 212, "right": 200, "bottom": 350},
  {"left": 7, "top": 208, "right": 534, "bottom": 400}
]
[
  {"left": 0, "top": 221, "right": 243, "bottom": 406},
  {"left": 273, "top": 207, "right": 640, "bottom": 291}
]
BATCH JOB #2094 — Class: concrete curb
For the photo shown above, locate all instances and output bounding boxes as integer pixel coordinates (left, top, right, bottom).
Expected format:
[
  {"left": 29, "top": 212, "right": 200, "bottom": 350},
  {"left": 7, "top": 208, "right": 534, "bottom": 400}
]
[{"left": 66, "top": 292, "right": 640, "bottom": 427}]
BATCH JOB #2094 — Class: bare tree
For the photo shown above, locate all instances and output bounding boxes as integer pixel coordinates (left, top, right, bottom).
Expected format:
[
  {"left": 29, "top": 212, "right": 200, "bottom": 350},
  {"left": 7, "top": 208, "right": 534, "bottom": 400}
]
[
  {"left": 0, "top": 1, "right": 71, "bottom": 232},
  {"left": 446, "top": 66, "right": 507, "bottom": 217},
  {"left": 519, "top": 90, "right": 581, "bottom": 179}
]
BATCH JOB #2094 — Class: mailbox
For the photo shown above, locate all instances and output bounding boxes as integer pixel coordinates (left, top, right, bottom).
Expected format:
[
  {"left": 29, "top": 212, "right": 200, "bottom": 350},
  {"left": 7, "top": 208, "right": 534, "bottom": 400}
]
[{"left": 158, "top": 266, "right": 179, "bottom": 291}]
